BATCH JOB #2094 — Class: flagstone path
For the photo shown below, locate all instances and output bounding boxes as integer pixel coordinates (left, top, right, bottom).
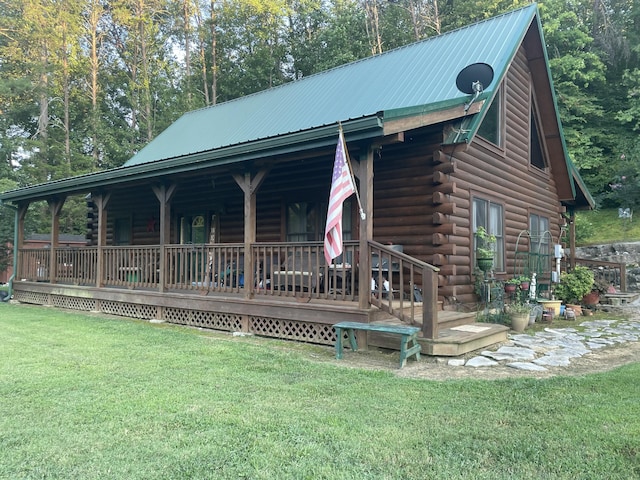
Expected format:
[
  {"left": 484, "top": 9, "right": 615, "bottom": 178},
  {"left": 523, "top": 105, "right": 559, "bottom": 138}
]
[
  {"left": 462, "top": 318, "right": 640, "bottom": 371},
  {"left": 393, "top": 301, "right": 640, "bottom": 380}
]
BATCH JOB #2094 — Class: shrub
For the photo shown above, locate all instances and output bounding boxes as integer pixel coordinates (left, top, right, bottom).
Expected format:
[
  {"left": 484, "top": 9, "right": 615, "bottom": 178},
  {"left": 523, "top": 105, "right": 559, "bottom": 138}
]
[{"left": 553, "top": 265, "right": 594, "bottom": 304}]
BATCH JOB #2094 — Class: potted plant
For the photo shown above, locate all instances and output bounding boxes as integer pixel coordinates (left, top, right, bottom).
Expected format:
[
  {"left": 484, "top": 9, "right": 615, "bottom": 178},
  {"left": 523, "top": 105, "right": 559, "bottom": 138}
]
[
  {"left": 506, "top": 302, "right": 531, "bottom": 332},
  {"left": 475, "top": 226, "right": 496, "bottom": 272},
  {"left": 504, "top": 277, "right": 520, "bottom": 293},
  {"left": 583, "top": 277, "right": 608, "bottom": 307},
  {"left": 516, "top": 275, "right": 530, "bottom": 291},
  {"left": 553, "top": 265, "right": 594, "bottom": 305}
]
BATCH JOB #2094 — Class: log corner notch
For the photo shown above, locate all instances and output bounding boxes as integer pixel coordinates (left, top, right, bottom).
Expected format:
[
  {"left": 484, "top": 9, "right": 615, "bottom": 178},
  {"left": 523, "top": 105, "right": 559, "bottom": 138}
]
[{"left": 429, "top": 149, "right": 459, "bottom": 297}]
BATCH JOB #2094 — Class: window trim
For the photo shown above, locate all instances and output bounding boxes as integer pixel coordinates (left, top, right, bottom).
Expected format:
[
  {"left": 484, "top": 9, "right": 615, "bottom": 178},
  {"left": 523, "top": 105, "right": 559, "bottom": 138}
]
[
  {"left": 472, "top": 196, "right": 505, "bottom": 272},
  {"left": 529, "top": 93, "right": 550, "bottom": 173},
  {"left": 476, "top": 84, "right": 506, "bottom": 151}
]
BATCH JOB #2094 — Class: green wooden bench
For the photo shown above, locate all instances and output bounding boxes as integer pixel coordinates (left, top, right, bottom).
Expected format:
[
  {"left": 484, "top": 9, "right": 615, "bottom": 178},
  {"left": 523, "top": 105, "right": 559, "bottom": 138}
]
[{"left": 333, "top": 321, "right": 421, "bottom": 368}]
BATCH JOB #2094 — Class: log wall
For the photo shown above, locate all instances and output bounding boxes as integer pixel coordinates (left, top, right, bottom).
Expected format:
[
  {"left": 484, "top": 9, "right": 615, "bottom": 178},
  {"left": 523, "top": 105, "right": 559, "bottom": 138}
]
[
  {"left": 81, "top": 47, "right": 568, "bottom": 310},
  {"left": 441, "top": 46, "right": 564, "bottom": 304}
]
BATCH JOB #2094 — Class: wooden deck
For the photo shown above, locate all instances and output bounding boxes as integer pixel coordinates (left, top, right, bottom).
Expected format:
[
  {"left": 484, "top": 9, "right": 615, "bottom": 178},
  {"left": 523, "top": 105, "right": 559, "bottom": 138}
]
[{"left": 12, "top": 281, "right": 508, "bottom": 357}]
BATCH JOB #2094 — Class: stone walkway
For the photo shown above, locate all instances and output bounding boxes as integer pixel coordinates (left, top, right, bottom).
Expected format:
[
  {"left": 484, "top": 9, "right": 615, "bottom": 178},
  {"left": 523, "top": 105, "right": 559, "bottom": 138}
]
[{"left": 455, "top": 317, "right": 640, "bottom": 372}]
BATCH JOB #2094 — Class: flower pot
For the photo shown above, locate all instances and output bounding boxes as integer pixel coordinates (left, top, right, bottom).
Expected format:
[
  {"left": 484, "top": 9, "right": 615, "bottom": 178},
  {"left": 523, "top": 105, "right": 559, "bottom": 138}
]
[
  {"left": 582, "top": 291, "right": 600, "bottom": 306},
  {"left": 477, "top": 257, "right": 493, "bottom": 272},
  {"left": 505, "top": 284, "right": 517, "bottom": 294},
  {"left": 537, "top": 299, "right": 561, "bottom": 317},
  {"left": 510, "top": 313, "right": 529, "bottom": 332},
  {"left": 566, "top": 304, "right": 582, "bottom": 316},
  {"left": 520, "top": 281, "right": 530, "bottom": 290}
]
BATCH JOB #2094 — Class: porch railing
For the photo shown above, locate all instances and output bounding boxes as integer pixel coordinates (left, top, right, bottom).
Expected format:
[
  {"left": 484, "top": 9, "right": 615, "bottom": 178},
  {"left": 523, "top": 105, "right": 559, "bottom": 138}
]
[
  {"left": 369, "top": 241, "right": 440, "bottom": 338},
  {"left": 164, "top": 244, "right": 244, "bottom": 293},
  {"left": 55, "top": 247, "right": 98, "bottom": 285},
  {"left": 573, "top": 257, "right": 627, "bottom": 292},
  {"left": 102, "top": 246, "right": 161, "bottom": 289},
  {"left": 16, "top": 241, "right": 440, "bottom": 336},
  {"left": 18, "top": 248, "right": 51, "bottom": 282},
  {"left": 252, "top": 241, "right": 358, "bottom": 301}
]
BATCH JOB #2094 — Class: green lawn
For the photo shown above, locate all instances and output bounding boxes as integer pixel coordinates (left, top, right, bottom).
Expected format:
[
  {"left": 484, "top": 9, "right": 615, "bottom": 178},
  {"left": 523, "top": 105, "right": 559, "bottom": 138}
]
[
  {"left": 1, "top": 304, "right": 639, "bottom": 479},
  {"left": 578, "top": 209, "right": 640, "bottom": 245}
]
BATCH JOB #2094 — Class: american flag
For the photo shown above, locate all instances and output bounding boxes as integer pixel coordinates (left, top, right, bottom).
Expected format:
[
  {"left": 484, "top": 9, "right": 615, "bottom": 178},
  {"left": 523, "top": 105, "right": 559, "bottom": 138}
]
[{"left": 324, "top": 129, "right": 355, "bottom": 265}]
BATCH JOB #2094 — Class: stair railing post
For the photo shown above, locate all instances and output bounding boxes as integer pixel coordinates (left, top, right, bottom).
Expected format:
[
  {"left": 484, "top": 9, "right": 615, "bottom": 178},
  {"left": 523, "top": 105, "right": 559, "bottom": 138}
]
[{"left": 422, "top": 265, "right": 439, "bottom": 339}]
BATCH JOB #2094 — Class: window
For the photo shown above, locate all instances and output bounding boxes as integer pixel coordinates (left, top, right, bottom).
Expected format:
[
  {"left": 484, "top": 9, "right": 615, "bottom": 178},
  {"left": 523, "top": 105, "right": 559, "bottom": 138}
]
[
  {"left": 286, "top": 199, "right": 352, "bottom": 242},
  {"left": 473, "top": 197, "right": 504, "bottom": 271},
  {"left": 114, "top": 218, "right": 131, "bottom": 245},
  {"left": 530, "top": 103, "right": 546, "bottom": 170},
  {"left": 179, "top": 214, "right": 206, "bottom": 244},
  {"left": 477, "top": 89, "right": 502, "bottom": 146},
  {"left": 529, "top": 214, "right": 550, "bottom": 255},
  {"left": 286, "top": 202, "right": 320, "bottom": 242}
]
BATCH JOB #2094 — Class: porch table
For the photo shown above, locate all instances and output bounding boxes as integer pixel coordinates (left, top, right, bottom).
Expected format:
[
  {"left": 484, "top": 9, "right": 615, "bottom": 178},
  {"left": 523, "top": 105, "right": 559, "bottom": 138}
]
[
  {"left": 324, "top": 263, "right": 352, "bottom": 295},
  {"left": 271, "top": 270, "right": 322, "bottom": 292}
]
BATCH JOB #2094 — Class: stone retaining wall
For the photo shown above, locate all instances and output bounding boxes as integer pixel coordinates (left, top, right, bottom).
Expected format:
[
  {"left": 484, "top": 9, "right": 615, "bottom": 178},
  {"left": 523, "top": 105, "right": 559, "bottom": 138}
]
[{"left": 576, "top": 242, "right": 640, "bottom": 292}]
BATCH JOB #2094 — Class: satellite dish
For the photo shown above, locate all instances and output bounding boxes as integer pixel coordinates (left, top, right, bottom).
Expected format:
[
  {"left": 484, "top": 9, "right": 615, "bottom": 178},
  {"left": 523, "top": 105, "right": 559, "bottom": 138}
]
[{"left": 455, "top": 63, "right": 494, "bottom": 95}]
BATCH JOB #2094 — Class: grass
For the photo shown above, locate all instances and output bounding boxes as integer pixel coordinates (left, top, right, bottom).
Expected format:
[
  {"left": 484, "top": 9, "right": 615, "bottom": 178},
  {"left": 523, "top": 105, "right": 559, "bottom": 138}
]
[
  {"left": 578, "top": 209, "right": 640, "bottom": 245},
  {"left": 1, "top": 304, "right": 639, "bottom": 479}
]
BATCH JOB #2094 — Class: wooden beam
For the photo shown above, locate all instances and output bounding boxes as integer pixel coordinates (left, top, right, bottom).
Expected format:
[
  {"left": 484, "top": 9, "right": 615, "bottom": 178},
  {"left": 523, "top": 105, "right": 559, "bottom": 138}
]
[
  {"left": 47, "top": 197, "right": 66, "bottom": 284},
  {"left": 152, "top": 184, "right": 176, "bottom": 293},
  {"left": 92, "top": 192, "right": 111, "bottom": 288},
  {"left": 232, "top": 168, "right": 271, "bottom": 299},
  {"left": 357, "top": 145, "right": 374, "bottom": 309},
  {"left": 383, "top": 102, "right": 483, "bottom": 136}
]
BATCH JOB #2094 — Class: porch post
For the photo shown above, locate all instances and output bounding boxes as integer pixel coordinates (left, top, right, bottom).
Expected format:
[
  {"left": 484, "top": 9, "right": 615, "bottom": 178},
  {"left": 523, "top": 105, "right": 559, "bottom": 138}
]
[
  {"left": 354, "top": 145, "right": 374, "bottom": 309},
  {"left": 47, "top": 197, "right": 66, "bottom": 284},
  {"left": 569, "top": 210, "right": 576, "bottom": 270},
  {"left": 152, "top": 183, "right": 176, "bottom": 293},
  {"left": 93, "top": 192, "right": 111, "bottom": 288},
  {"left": 233, "top": 168, "right": 269, "bottom": 299},
  {"left": 16, "top": 203, "right": 28, "bottom": 280}
]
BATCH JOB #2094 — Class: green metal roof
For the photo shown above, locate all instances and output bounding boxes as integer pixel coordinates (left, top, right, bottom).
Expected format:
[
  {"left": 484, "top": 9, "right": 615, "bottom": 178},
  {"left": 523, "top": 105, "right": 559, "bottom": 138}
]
[{"left": 124, "top": 4, "right": 539, "bottom": 167}]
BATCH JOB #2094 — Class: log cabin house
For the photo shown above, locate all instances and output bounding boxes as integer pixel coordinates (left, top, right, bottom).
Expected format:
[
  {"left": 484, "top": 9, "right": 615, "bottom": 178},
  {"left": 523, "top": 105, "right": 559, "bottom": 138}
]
[{"left": 0, "top": 4, "right": 594, "bottom": 356}]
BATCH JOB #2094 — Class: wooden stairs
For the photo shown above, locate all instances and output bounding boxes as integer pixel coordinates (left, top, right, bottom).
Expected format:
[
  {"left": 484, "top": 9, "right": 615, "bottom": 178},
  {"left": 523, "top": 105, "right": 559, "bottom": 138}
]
[{"left": 368, "top": 302, "right": 509, "bottom": 357}]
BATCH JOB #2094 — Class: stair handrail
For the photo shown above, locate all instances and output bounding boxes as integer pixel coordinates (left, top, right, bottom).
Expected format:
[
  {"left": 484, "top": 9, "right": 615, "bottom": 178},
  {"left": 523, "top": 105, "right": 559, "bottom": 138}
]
[{"left": 368, "top": 241, "right": 440, "bottom": 339}]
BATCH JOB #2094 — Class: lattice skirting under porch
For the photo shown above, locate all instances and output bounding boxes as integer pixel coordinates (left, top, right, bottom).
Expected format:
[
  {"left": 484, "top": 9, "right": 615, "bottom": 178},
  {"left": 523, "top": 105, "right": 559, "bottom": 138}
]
[
  {"left": 165, "top": 307, "right": 243, "bottom": 331},
  {"left": 250, "top": 316, "right": 337, "bottom": 346},
  {"left": 12, "top": 290, "right": 338, "bottom": 346}
]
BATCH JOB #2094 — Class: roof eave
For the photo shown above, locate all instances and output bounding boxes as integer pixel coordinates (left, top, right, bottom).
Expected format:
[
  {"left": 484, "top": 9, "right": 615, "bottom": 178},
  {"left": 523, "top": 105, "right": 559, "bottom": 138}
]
[
  {"left": 382, "top": 99, "right": 484, "bottom": 136},
  {"left": 0, "top": 116, "right": 384, "bottom": 204}
]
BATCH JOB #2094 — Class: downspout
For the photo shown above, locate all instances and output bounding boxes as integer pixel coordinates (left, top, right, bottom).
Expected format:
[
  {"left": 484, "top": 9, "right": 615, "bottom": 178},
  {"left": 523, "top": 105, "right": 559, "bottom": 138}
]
[{"left": 1, "top": 201, "right": 18, "bottom": 301}]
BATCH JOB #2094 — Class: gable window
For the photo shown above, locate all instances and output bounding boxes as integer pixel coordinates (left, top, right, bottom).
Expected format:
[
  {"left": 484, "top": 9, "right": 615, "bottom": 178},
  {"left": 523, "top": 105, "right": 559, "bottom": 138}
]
[
  {"left": 473, "top": 197, "right": 504, "bottom": 271},
  {"left": 477, "top": 88, "right": 503, "bottom": 147},
  {"left": 530, "top": 103, "right": 547, "bottom": 170}
]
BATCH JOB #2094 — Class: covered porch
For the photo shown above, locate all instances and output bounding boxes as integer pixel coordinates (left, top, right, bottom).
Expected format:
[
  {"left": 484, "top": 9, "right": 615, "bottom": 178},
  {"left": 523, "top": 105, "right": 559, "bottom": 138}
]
[{"left": 14, "top": 239, "right": 507, "bottom": 356}]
